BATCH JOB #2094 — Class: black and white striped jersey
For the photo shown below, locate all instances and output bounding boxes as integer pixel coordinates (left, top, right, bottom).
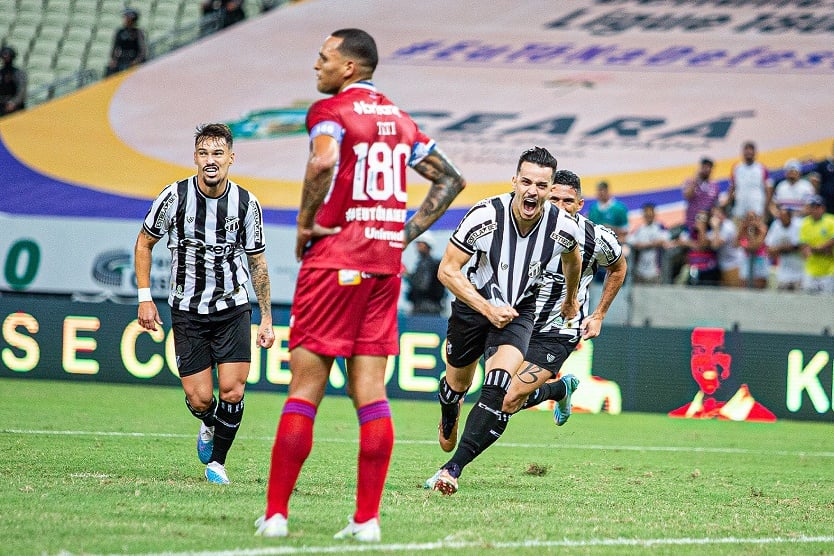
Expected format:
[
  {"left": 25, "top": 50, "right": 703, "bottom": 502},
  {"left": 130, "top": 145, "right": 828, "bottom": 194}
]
[
  {"left": 142, "top": 176, "right": 266, "bottom": 314},
  {"left": 534, "top": 213, "right": 622, "bottom": 336},
  {"left": 450, "top": 193, "right": 579, "bottom": 309}
]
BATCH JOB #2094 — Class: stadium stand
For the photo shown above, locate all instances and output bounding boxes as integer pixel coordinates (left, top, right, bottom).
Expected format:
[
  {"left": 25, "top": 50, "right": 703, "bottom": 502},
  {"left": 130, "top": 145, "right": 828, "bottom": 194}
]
[{"left": 0, "top": 0, "right": 286, "bottom": 108}]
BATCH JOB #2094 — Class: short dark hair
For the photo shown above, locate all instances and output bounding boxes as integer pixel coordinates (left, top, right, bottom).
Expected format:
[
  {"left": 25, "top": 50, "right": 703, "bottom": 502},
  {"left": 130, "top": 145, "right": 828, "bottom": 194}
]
[
  {"left": 700, "top": 157, "right": 714, "bottom": 166},
  {"left": 517, "top": 146, "right": 558, "bottom": 181},
  {"left": 331, "top": 28, "right": 378, "bottom": 73},
  {"left": 553, "top": 169, "right": 581, "bottom": 196},
  {"left": 195, "top": 123, "right": 234, "bottom": 149}
]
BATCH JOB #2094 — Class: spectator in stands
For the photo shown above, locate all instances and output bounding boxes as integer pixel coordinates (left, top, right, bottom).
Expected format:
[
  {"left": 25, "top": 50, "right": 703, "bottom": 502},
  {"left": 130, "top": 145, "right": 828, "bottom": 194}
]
[
  {"left": 709, "top": 205, "right": 742, "bottom": 288},
  {"left": 813, "top": 140, "right": 834, "bottom": 215},
  {"left": 105, "top": 9, "right": 147, "bottom": 77},
  {"left": 737, "top": 210, "right": 769, "bottom": 289},
  {"left": 404, "top": 232, "right": 447, "bottom": 315},
  {"left": 765, "top": 205, "right": 804, "bottom": 291},
  {"left": 587, "top": 180, "right": 629, "bottom": 243},
  {"left": 682, "top": 157, "right": 720, "bottom": 233},
  {"left": 680, "top": 210, "right": 720, "bottom": 286},
  {"left": 727, "top": 141, "right": 773, "bottom": 224},
  {"left": 626, "top": 202, "right": 669, "bottom": 284},
  {"left": 201, "top": 0, "right": 246, "bottom": 31},
  {"left": 799, "top": 195, "right": 834, "bottom": 294},
  {"left": 0, "top": 46, "right": 26, "bottom": 116},
  {"left": 771, "top": 159, "right": 815, "bottom": 217}
]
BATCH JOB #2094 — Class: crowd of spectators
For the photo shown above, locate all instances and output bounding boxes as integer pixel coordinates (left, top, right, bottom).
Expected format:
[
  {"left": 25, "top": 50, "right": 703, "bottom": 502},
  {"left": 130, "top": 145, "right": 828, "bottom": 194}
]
[{"left": 611, "top": 140, "right": 834, "bottom": 294}]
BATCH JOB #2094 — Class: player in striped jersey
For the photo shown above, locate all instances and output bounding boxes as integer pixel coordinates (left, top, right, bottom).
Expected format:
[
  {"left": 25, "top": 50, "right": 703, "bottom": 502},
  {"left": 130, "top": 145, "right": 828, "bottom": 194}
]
[
  {"left": 428, "top": 147, "right": 582, "bottom": 494},
  {"left": 428, "top": 169, "right": 627, "bottom": 495},
  {"left": 135, "top": 123, "right": 275, "bottom": 485}
]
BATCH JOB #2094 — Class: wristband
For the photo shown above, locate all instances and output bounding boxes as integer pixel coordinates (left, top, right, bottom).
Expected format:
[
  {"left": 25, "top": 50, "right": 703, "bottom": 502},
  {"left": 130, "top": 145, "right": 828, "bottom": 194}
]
[{"left": 137, "top": 288, "right": 152, "bottom": 303}]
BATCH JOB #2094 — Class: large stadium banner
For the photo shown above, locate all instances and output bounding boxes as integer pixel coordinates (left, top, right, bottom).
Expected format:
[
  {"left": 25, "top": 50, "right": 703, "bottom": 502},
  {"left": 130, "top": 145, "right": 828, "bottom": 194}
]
[
  {"left": 0, "top": 213, "right": 302, "bottom": 303},
  {"left": 2, "top": 293, "right": 832, "bottom": 423},
  {"left": 2, "top": 0, "right": 833, "bottom": 229}
]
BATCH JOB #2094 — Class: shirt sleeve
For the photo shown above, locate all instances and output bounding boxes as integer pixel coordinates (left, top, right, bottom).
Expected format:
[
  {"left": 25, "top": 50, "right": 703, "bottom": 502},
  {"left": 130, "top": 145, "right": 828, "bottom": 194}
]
[
  {"left": 142, "top": 184, "right": 178, "bottom": 238},
  {"left": 450, "top": 200, "right": 495, "bottom": 255},
  {"left": 594, "top": 223, "right": 623, "bottom": 267},
  {"left": 243, "top": 192, "right": 266, "bottom": 255}
]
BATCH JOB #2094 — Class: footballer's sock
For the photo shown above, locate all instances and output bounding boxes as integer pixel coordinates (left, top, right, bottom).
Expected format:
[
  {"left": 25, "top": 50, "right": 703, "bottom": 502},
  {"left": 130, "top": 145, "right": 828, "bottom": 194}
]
[
  {"left": 446, "top": 369, "right": 511, "bottom": 477},
  {"left": 354, "top": 399, "right": 394, "bottom": 523},
  {"left": 438, "top": 377, "right": 467, "bottom": 437},
  {"left": 210, "top": 396, "right": 244, "bottom": 465},
  {"left": 265, "top": 398, "right": 317, "bottom": 519},
  {"left": 186, "top": 395, "right": 217, "bottom": 427},
  {"left": 520, "top": 380, "right": 567, "bottom": 411}
]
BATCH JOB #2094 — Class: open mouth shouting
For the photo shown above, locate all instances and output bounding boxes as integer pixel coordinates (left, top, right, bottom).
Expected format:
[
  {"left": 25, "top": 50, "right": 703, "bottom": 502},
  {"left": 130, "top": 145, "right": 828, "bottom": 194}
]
[{"left": 520, "top": 195, "right": 540, "bottom": 219}]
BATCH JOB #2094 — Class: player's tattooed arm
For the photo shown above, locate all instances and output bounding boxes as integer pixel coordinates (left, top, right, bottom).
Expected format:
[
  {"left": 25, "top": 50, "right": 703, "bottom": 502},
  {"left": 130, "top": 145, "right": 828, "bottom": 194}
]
[
  {"left": 404, "top": 147, "right": 466, "bottom": 247},
  {"left": 247, "top": 252, "right": 272, "bottom": 323}
]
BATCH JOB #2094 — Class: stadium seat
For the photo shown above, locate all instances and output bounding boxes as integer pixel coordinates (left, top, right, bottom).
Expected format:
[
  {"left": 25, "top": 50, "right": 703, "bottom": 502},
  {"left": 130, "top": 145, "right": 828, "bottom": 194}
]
[
  {"left": 26, "top": 51, "right": 55, "bottom": 72},
  {"left": 27, "top": 67, "right": 58, "bottom": 91},
  {"left": 36, "top": 25, "right": 67, "bottom": 45}
]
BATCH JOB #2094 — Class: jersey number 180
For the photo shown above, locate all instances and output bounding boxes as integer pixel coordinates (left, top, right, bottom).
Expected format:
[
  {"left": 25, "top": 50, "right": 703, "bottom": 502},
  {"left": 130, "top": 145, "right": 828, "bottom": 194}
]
[{"left": 352, "top": 142, "right": 410, "bottom": 202}]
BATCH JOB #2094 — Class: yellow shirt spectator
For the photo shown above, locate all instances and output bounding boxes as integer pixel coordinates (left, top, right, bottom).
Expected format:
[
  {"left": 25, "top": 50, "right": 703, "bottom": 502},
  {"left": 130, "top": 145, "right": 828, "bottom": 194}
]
[{"left": 799, "top": 197, "right": 834, "bottom": 278}]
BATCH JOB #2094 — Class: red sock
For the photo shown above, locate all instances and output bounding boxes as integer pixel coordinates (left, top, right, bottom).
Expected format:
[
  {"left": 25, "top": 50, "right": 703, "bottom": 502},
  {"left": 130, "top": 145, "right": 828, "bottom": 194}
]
[
  {"left": 354, "top": 399, "right": 394, "bottom": 524},
  {"left": 265, "top": 398, "right": 317, "bottom": 519}
]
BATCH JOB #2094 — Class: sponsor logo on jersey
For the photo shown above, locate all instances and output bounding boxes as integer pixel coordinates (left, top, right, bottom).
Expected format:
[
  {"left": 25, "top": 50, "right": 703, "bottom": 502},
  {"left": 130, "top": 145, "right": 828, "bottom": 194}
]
[
  {"left": 154, "top": 193, "right": 177, "bottom": 229},
  {"left": 466, "top": 221, "right": 497, "bottom": 245},
  {"left": 598, "top": 235, "right": 617, "bottom": 263},
  {"left": 552, "top": 230, "right": 577, "bottom": 250},
  {"left": 353, "top": 101, "right": 402, "bottom": 117},
  {"left": 179, "top": 238, "right": 237, "bottom": 256}
]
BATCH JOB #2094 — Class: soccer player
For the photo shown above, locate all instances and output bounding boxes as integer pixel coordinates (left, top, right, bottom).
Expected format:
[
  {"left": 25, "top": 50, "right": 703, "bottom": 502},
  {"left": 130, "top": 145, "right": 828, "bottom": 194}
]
[
  {"left": 134, "top": 123, "right": 275, "bottom": 485},
  {"left": 427, "top": 169, "right": 627, "bottom": 495},
  {"left": 427, "top": 147, "right": 582, "bottom": 495},
  {"left": 256, "top": 29, "right": 465, "bottom": 541}
]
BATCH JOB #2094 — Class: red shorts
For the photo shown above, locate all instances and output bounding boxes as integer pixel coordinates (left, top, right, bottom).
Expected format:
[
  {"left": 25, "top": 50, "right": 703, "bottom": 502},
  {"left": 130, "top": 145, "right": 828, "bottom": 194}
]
[{"left": 289, "top": 267, "right": 401, "bottom": 357}]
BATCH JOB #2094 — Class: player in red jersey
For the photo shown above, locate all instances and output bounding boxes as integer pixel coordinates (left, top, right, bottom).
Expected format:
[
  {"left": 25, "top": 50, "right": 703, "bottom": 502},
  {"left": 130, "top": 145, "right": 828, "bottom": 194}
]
[{"left": 256, "top": 29, "right": 466, "bottom": 541}]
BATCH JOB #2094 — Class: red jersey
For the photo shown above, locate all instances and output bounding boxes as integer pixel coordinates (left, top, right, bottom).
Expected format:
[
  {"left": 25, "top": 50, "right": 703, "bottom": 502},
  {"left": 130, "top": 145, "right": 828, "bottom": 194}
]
[{"left": 302, "top": 81, "right": 435, "bottom": 274}]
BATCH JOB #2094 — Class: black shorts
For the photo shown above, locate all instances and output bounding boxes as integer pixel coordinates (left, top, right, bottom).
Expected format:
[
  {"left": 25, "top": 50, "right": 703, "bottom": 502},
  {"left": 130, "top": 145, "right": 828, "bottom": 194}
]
[
  {"left": 170, "top": 304, "right": 252, "bottom": 377},
  {"left": 445, "top": 297, "right": 536, "bottom": 368},
  {"left": 525, "top": 330, "right": 580, "bottom": 377}
]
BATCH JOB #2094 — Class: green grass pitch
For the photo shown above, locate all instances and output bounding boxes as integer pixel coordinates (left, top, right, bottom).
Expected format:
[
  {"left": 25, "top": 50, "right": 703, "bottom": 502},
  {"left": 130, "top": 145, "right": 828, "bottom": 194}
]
[{"left": 1, "top": 378, "right": 833, "bottom": 555}]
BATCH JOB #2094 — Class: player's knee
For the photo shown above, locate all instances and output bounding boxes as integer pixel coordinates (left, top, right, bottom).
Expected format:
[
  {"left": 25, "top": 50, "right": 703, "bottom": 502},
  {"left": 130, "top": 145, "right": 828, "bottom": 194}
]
[{"left": 218, "top": 386, "right": 245, "bottom": 404}]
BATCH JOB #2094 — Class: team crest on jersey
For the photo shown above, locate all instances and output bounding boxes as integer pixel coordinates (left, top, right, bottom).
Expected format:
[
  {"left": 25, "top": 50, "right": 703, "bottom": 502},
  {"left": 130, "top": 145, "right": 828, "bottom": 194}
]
[
  {"left": 187, "top": 216, "right": 195, "bottom": 223},
  {"left": 546, "top": 353, "right": 556, "bottom": 363},
  {"left": 225, "top": 216, "right": 240, "bottom": 233},
  {"left": 528, "top": 260, "right": 542, "bottom": 279}
]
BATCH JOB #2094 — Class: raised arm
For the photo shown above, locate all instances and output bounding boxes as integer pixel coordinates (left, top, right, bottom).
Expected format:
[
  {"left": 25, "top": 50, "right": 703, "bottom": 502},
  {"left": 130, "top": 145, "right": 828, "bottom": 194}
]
[{"left": 403, "top": 147, "right": 466, "bottom": 247}]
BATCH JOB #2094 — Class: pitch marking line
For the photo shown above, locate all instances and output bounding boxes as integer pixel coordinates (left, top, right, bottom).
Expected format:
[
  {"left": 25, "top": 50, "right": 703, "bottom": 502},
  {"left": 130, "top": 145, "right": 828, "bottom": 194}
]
[
  {"left": 121, "top": 535, "right": 834, "bottom": 555},
  {"left": 5, "top": 429, "right": 834, "bottom": 458}
]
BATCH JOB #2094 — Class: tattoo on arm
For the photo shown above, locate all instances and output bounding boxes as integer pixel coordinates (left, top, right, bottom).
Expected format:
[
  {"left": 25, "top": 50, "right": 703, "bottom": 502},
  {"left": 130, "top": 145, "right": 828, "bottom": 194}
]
[
  {"left": 247, "top": 253, "right": 272, "bottom": 316},
  {"left": 405, "top": 148, "right": 465, "bottom": 244}
]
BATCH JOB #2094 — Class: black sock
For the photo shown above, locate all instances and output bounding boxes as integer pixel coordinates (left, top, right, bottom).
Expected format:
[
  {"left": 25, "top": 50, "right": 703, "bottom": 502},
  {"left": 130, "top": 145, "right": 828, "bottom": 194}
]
[
  {"left": 185, "top": 395, "right": 217, "bottom": 426},
  {"left": 520, "top": 380, "right": 567, "bottom": 410},
  {"left": 211, "top": 396, "right": 244, "bottom": 465},
  {"left": 438, "top": 377, "right": 467, "bottom": 438},
  {"left": 446, "top": 369, "right": 511, "bottom": 476}
]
